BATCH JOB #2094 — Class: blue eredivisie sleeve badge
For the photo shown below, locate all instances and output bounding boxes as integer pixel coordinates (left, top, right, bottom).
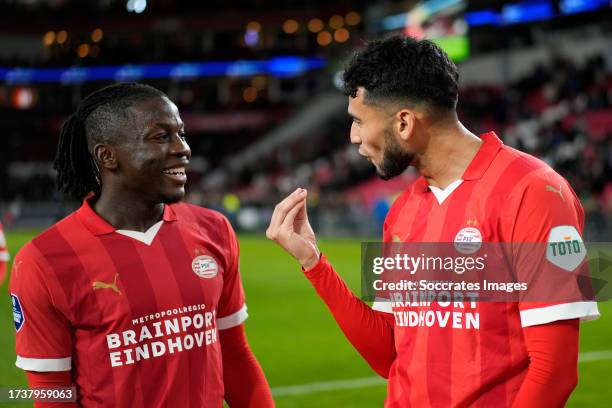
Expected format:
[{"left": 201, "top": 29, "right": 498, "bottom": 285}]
[{"left": 11, "top": 294, "right": 25, "bottom": 332}]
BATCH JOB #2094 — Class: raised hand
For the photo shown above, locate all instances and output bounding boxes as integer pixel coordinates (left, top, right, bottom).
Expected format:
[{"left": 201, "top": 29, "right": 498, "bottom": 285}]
[{"left": 266, "top": 188, "right": 321, "bottom": 270}]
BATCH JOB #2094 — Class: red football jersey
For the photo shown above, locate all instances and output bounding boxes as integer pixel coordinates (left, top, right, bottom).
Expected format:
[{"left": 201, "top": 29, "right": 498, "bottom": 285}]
[
  {"left": 10, "top": 199, "right": 247, "bottom": 407},
  {"left": 0, "top": 221, "right": 8, "bottom": 284},
  {"left": 375, "top": 132, "right": 599, "bottom": 407}
]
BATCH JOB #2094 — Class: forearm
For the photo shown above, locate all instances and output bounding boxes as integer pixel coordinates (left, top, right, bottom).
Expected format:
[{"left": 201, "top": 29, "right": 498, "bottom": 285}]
[
  {"left": 221, "top": 325, "right": 274, "bottom": 408},
  {"left": 512, "top": 319, "right": 579, "bottom": 408},
  {"left": 26, "top": 371, "right": 77, "bottom": 408},
  {"left": 304, "top": 255, "right": 396, "bottom": 378}
]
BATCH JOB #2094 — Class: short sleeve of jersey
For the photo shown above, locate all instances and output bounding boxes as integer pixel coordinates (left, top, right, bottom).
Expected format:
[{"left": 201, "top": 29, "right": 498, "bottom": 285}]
[
  {"left": 215, "top": 216, "right": 247, "bottom": 330},
  {"left": 0, "top": 223, "right": 9, "bottom": 284},
  {"left": 508, "top": 174, "right": 600, "bottom": 327},
  {"left": 9, "top": 244, "right": 73, "bottom": 372},
  {"left": 0, "top": 223, "right": 9, "bottom": 261}
]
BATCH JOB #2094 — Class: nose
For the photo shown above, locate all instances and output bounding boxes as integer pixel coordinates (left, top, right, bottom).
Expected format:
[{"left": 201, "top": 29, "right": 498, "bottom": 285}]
[
  {"left": 350, "top": 122, "right": 361, "bottom": 145},
  {"left": 172, "top": 134, "right": 191, "bottom": 159}
]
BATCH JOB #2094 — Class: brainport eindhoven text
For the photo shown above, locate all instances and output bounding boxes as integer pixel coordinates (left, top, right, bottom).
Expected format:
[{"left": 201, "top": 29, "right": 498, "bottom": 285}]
[{"left": 105, "top": 304, "right": 217, "bottom": 367}]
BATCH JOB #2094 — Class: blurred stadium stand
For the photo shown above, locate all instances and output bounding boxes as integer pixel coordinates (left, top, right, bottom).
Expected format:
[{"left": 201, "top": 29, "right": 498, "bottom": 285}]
[{"left": 0, "top": 0, "right": 610, "bottom": 240}]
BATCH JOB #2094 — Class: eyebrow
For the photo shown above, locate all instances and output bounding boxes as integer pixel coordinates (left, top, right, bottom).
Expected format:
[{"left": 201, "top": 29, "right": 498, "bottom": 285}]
[{"left": 148, "top": 120, "right": 185, "bottom": 131}]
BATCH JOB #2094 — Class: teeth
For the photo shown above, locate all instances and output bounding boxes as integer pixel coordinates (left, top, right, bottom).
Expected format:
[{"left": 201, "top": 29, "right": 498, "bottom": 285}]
[{"left": 163, "top": 167, "right": 186, "bottom": 176}]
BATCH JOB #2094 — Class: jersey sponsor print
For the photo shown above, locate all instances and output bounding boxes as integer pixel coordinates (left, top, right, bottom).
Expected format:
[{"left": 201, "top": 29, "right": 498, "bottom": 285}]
[
  {"left": 10, "top": 200, "right": 247, "bottom": 407},
  {"left": 374, "top": 133, "right": 599, "bottom": 407}
]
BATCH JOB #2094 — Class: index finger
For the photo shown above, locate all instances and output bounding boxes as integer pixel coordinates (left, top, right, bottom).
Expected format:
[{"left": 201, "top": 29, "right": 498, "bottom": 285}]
[{"left": 268, "top": 188, "right": 307, "bottom": 233}]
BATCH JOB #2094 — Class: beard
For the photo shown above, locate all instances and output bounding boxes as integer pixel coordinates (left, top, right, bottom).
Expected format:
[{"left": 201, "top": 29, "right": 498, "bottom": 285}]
[{"left": 376, "top": 128, "right": 414, "bottom": 180}]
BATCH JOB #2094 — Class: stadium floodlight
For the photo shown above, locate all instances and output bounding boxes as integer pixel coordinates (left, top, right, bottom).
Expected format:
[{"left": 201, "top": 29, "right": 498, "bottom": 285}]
[{"left": 126, "top": 0, "right": 147, "bottom": 14}]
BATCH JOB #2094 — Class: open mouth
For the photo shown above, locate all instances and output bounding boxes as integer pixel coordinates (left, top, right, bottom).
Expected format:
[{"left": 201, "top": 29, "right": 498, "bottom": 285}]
[{"left": 162, "top": 166, "right": 187, "bottom": 183}]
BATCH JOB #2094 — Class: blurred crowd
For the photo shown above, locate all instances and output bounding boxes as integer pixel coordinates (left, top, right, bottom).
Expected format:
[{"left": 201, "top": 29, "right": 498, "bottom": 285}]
[
  {"left": 190, "top": 54, "right": 611, "bottom": 239},
  {"left": 1, "top": 41, "right": 610, "bottom": 239},
  {"left": 461, "top": 54, "right": 611, "bottom": 240}
]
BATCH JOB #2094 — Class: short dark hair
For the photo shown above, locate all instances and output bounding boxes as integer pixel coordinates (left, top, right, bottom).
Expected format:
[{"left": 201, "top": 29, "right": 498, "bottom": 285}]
[
  {"left": 343, "top": 35, "right": 459, "bottom": 110},
  {"left": 54, "top": 82, "right": 166, "bottom": 200}
]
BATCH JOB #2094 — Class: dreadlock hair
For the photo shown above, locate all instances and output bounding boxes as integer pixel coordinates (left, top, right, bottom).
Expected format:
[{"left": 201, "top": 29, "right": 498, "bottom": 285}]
[{"left": 54, "top": 82, "right": 167, "bottom": 200}]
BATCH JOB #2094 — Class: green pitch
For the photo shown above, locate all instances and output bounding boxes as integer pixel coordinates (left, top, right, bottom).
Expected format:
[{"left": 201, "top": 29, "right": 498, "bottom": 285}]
[{"left": 1, "top": 231, "right": 610, "bottom": 407}]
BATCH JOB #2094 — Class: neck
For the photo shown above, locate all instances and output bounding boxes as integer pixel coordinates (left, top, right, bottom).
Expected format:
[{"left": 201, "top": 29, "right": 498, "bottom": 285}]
[
  {"left": 92, "top": 188, "right": 165, "bottom": 232},
  {"left": 415, "top": 116, "right": 481, "bottom": 189}
]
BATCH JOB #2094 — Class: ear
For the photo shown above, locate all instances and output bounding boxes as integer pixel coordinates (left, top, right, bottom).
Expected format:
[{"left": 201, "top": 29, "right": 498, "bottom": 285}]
[
  {"left": 93, "top": 143, "right": 118, "bottom": 171},
  {"left": 394, "top": 109, "right": 415, "bottom": 142}
]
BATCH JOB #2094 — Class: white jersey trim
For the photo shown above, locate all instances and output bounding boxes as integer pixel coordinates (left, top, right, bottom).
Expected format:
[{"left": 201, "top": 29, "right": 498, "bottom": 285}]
[
  {"left": 16, "top": 356, "right": 71, "bottom": 372},
  {"left": 428, "top": 179, "right": 464, "bottom": 205},
  {"left": 520, "top": 301, "right": 600, "bottom": 327},
  {"left": 116, "top": 220, "right": 163, "bottom": 246},
  {"left": 0, "top": 251, "right": 9, "bottom": 261},
  {"left": 371, "top": 298, "right": 393, "bottom": 314},
  {"left": 217, "top": 304, "right": 248, "bottom": 330}
]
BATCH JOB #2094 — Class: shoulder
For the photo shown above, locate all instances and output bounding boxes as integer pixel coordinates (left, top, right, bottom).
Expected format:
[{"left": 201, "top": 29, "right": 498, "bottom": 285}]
[
  {"left": 11, "top": 240, "right": 49, "bottom": 289},
  {"left": 388, "top": 178, "right": 422, "bottom": 215},
  {"left": 14, "top": 240, "right": 43, "bottom": 267},
  {"left": 13, "top": 219, "right": 72, "bottom": 280},
  {"left": 493, "top": 145, "right": 575, "bottom": 202},
  {"left": 510, "top": 155, "right": 576, "bottom": 205},
  {"left": 499, "top": 154, "right": 583, "bottom": 240},
  {"left": 170, "top": 202, "right": 234, "bottom": 237},
  {"left": 386, "top": 190, "right": 410, "bottom": 223},
  {"left": 12, "top": 211, "right": 98, "bottom": 286},
  {"left": 495, "top": 144, "right": 551, "bottom": 182},
  {"left": 26, "top": 212, "right": 84, "bottom": 256},
  {"left": 383, "top": 179, "right": 421, "bottom": 237},
  {"left": 171, "top": 202, "right": 228, "bottom": 223}
]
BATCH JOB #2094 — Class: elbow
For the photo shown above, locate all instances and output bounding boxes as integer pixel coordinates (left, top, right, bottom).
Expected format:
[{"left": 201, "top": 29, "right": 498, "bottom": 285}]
[
  {"left": 533, "top": 362, "right": 578, "bottom": 402},
  {"left": 553, "top": 359, "right": 578, "bottom": 397},
  {"left": 554, "top": 369, "right": 578, "bottom": 406},
  {"left": 563, "top": 368, "right": 578, "bottom": 396},
  {"left": 370, "top": 355, "right": 395, "bottom": 379},
  {"left": 373, "top": 366, "right": 390, "bottom": 380}
]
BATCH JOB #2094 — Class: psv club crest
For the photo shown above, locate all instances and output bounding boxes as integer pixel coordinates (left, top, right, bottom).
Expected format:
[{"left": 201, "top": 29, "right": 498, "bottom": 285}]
[
  {"left": 192, "top": 255, "right": 219, "bottom": 279},
  {"left": 454, "top": 224, "right": 482, "bottom": 254}
]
